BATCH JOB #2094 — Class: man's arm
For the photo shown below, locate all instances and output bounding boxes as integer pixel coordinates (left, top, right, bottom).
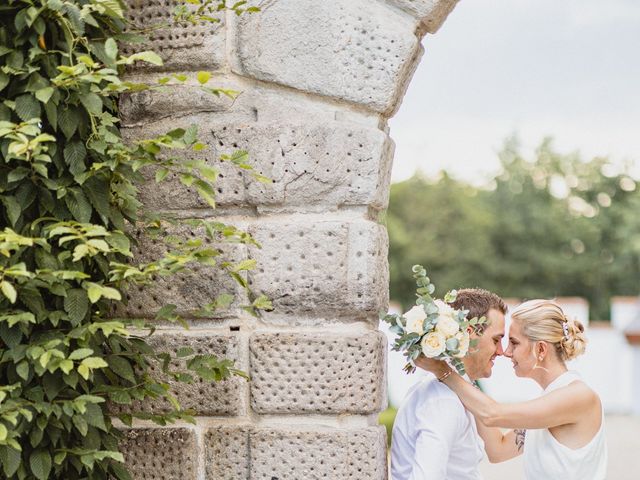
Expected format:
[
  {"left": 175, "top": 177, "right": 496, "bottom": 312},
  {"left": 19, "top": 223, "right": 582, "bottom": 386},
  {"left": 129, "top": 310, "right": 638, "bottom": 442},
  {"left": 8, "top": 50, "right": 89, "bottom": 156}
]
[{"left": 409, "top": 398, "right": 462, "bottom": 480}]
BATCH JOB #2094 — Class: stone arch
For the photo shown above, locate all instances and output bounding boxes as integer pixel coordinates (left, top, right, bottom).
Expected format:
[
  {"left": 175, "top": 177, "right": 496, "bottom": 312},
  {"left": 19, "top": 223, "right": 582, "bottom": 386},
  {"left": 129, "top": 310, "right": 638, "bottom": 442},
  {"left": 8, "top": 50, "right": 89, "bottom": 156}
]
[{"left": 119, "top": 1, "right": 459, "bottom": 478}]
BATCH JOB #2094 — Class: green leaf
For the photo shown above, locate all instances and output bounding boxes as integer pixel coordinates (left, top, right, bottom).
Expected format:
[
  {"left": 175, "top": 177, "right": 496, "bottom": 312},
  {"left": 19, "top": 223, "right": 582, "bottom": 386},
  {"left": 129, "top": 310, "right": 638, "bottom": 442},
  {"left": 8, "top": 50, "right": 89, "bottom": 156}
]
[
  {"left": 16, "top": 361, "right": 29, "bottom": 380},
  {"left": 252, "top": 294, "right": 273, "bottom": 310},
  {"left": 176, "top": 347, "right": 194, "bottom": 358},
  {"left": 29, "top": 449, "right": 52, "bottom": 480},
  {"left": 232, "top": 259, "right": 256, "bottom": 272},
  {"left": 72, "top": 244, "right": 90, "bottom": 262},
  {"left": 64, "top": 288, "right": 89, "bottom": 324},
  {"left": 0, "top": 445, "right": 21, "bottom": 477},
  {"left": 69, "top": 348, "right": 94, "bottom": 360},
  {"left": 59, "top": 107, "right": 79, "bottom": 139},
  {"left": 35, "top": 87, "right": 54, "bottom": 104},
  {"left": 63, "top": 2, "right": 84, "bottom": 35},
  {"left": 72, "top": 415, "right": 88, "bottom": 436},
  {"left": 81, "top": 357, "right": 108, "bottom": 369},
  {"left": 0, "top": 281, "right": 17, "bottom": 304},
  {"left": 44, "top": 100, "right": 58, "bottom": 130},
  {"left": 155, "top": 167, "right": 169, "bottom": 183},
  {"left": 79, "top": 93, "right": 103, "bottom": 115},
  {"left": 84, "top": 176, "right": 111, "bottom": 219},
  {"left": 197, "top": 71, "right": 211, "bottom": 84},
  {"left": 84, "top": 403, "right": 107, "bottom": 431},
  {"left": 65, "top": 189, "right": 92, "bottom": 222},
  {"left": 87, "top": 283, "right": 121, "bottom": 303},
  {"left": 77, "top": 363, "right": 90, "bottom": 380},
  {"left": 15, "top": 94, "right": 41, "bottom": 121},
  {"left": 99, "top": 0, "right": 124, "bottom": 17},
  {"left": 2, "top": 196, "right": 21, "bottom": 227},
  {"left": 107, "top": 355, "right": 136, "bottom": 382},
  {"left": 104, "top": 38, "right": 118, "bottom": 60},
  {"left": 59, "top": 359, "right": 73, "bottom": 374},
  {"left": 126, "top": 51, "right": 163, "bottom": 66},
  {"left": 64, "top": 141, "right": 87, "bottom": 174},
  {"left": 0, "top": 72, "right": 8, "bottom": 93}
]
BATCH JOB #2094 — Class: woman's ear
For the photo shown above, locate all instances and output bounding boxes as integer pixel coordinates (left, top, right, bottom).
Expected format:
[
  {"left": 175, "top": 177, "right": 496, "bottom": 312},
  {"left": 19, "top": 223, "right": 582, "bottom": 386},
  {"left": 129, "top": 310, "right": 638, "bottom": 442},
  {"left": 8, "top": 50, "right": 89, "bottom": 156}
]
[{"left": 536, "top": 341, "right": 549, "bottom": 360}]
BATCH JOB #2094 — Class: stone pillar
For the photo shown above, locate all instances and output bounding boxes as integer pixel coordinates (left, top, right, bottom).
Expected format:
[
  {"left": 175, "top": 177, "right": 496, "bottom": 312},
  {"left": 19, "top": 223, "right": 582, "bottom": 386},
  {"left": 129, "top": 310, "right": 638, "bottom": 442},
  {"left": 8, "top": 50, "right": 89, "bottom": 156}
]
[{"left": 119, "top": 1, "right": 459, "bottom": 478}]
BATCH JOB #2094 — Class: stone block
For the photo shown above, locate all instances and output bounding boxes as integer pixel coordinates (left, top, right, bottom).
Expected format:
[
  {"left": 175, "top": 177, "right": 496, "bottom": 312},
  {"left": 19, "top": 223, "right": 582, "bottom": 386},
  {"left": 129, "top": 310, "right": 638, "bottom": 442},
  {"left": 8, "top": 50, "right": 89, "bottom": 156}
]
[
  {"left": 203, "top": 426, "right": 387, "bottom": 480},
  {"left": 133, "top": 120, "right": 393, "bottom": 211},
  {"left": 231, "top": 0, "right": 420, "bottom": 114},
  {"left": 115, "top": 222, "right": 248, "bottom": 319},
  {"left": 249, "top": 331, "right": 386, "bottom": 414},
  {"left": 387, "top": 0, "right": 460, "bottom": 33},
  {"left": 122, "top": 0, "right": 226, "bottom": 72},
  {"left": 247, "top": 219, "right": 389, "bottom": 319},
  {"left": 119, "top": 85, "right": 237, "bottom": 127},
  {"left": 120, "top": 428, "right": 197, "bottom": 480},
  {"left": 205, "top": 426, "right": 251, "bottom": 480},
  {"left": 249, "top": 427, "right": 387, "bottom": 479},
  {"left": 110, "top": 333, "right": 244, "bottom": 416}
]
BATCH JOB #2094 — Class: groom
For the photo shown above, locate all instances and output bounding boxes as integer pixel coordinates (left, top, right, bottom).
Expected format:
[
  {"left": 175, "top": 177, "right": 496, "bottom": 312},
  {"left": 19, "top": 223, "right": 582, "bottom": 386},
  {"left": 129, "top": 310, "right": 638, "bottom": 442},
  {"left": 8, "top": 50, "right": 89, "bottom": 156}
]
[{"left": 390, "top": 288, "right": 507, "bottom": 479}]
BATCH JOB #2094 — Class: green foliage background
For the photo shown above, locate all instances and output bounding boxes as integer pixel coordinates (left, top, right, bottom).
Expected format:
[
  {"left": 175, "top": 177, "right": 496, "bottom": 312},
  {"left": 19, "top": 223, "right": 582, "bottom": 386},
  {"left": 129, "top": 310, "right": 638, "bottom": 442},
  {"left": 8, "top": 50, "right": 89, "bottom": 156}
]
[
  {"left": 388, "top": 138, "right": 640, "bottom": 320},
  {"left": 0, "top": 1, "right": 265, "bottom": 479}
]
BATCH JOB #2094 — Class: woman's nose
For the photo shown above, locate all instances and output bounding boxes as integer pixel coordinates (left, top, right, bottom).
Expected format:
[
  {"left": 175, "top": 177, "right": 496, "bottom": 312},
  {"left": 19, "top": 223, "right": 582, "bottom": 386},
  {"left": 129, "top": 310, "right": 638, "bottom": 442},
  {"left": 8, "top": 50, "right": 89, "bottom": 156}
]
[{"left": 503, "top": 346, "right": 513, "bottom": 358}]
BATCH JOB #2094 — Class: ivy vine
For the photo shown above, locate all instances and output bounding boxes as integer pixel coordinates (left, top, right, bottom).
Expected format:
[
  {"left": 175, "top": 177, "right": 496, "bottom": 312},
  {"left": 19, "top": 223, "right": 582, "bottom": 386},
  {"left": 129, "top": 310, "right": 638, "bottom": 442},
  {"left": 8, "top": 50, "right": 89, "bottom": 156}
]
[{"left": 0, "top": 1, "right": 265, "bottom": 479}]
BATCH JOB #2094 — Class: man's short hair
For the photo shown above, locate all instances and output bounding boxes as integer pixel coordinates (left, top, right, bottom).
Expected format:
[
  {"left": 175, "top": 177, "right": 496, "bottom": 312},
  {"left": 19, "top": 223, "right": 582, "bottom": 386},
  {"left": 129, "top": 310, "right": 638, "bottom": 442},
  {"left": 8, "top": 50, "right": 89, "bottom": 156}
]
[{"left": 449, "top": 288, "right": 507, "bottom": 331}]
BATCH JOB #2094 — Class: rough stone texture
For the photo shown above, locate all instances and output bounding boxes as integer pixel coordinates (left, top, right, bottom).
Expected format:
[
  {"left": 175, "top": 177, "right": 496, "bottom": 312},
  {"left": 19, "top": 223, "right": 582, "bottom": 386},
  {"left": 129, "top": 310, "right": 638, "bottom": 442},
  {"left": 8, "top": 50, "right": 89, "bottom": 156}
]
[
  {"left": 110, "top": 333, "right": 244, "bottom": 416},
  {"left": 248, "top": 219, "right": 389, "bottom": 320},
  {"left": 205, "top": 426, "right": 251, "bottom": 480},
  {"left": 119, "top": 85, "right": 238, "bottom": 127},
  {"left": 232, "top": 0, "right": 421, "bottom": 114},
  {"left": 119, "top": 0, "right": 461, "bottom": 477},
  {"left": 122, "top": 0, "right": 226, "bottom": 71},
  {"left": 249, "top": 331, "right": 386, "bottom": 414},
  {"left": 133, "top": 120, "right": 394, "bottom": 211},
  {"left": 119, "top": 79, "right": 383, "bottom": 128},
  {"left": 115, "top": 222, "right": 248, "bottom": 319},
  {"left": 387, "top": 0, "right": 460, "bottom": 33},
  {"left": 120, "top": 428, "right": 197, "bottom": 480},
  {"left": 204, "top": 426, "right": 387, "bottom": 480}
]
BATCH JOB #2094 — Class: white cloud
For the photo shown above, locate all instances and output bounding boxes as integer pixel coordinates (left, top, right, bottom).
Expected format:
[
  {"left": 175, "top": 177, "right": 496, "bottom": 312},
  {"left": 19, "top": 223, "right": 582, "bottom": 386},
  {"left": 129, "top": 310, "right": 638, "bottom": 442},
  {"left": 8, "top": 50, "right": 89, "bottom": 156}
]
[{"left": 390, "top": 0, "right": 640, "bottom": 184}]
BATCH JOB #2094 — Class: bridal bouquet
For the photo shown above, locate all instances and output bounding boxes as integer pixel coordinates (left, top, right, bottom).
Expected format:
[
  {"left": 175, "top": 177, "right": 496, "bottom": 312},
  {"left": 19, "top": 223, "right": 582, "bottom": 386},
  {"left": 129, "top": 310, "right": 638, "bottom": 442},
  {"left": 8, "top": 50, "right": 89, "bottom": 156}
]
[{"left": 381, "top": 265, "right": 487, "bottom": 375}]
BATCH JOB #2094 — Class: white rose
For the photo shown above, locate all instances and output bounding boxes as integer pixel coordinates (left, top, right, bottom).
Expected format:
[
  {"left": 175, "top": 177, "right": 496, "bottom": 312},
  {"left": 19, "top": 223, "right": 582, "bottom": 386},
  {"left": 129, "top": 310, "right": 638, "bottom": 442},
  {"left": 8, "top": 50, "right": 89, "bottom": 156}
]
[
  {"left": 435, "top": 314, "right": 460, "bottom": 338},
  {"left": 434, "top": 299, "right": 455, "bottom": 317},
  {"left": 453, "top": 331, "right": 470, "bottom": 358},
  {"left": 404, "top": 305, "right": 427, "bottom": 335},
  {"left": 421, "top": 331, "right": 447, "bottom": 357}
]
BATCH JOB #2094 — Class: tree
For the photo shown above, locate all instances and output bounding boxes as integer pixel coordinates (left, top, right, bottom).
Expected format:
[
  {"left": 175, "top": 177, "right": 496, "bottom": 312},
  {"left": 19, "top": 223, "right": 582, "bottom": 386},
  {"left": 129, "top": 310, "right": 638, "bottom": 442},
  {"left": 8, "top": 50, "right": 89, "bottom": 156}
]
[{"left": 387, "top": 137, "right": 640, "bottom": 320}]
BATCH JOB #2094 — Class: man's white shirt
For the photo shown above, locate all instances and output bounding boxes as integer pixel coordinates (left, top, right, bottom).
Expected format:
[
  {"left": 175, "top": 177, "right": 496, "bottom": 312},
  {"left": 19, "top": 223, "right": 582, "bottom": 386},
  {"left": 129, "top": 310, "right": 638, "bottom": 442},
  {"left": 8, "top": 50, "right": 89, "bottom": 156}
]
[{"left": 390, "top": 373, "right": 485, "bottom": 480}]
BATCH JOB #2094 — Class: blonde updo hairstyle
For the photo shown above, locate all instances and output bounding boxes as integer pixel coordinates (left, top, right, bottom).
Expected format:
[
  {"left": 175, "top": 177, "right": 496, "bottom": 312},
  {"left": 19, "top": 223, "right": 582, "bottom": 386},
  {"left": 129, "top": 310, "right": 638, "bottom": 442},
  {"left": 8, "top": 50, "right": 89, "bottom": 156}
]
[{"left": 510, "top": 299, "right": 587, "bottom": 361}]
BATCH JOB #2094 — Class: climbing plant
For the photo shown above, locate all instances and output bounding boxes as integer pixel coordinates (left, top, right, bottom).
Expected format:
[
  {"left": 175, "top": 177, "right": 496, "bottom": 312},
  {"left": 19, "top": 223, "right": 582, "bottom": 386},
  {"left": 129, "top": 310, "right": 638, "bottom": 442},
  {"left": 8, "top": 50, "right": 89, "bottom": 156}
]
[{"left": 0, "top": 0, "right": 266, "bottom": 478}]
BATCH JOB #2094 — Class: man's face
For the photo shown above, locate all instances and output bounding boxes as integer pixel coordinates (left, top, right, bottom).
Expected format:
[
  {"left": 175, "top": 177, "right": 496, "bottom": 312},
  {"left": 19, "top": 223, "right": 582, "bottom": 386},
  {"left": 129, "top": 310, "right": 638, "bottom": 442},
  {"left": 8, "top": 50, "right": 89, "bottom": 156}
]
[{"left": 462, "top": 308, "right": 506, "bottom": 380}]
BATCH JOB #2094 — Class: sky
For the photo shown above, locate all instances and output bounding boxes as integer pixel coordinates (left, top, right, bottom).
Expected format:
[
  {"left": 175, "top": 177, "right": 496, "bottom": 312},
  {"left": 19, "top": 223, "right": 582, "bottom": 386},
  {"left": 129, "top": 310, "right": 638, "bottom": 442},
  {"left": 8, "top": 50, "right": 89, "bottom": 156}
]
[{"left": 389, "top": 0, "right": 640, "bottom": 185}]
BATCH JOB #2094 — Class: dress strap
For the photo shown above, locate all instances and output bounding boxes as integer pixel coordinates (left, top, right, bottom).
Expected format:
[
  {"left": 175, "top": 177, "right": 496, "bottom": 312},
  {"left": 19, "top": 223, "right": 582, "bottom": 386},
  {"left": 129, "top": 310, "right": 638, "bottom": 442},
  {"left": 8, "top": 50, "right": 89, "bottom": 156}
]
[{"left": 544, "top": 370, "right": 581, "bottom": 393}]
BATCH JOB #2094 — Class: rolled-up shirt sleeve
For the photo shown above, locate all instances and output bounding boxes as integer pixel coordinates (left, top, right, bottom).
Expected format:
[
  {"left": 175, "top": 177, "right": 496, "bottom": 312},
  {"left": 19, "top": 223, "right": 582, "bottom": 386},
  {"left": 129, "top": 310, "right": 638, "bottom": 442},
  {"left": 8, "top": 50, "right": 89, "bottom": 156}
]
[{"left": 408, "top": 398, "right": 462, "bottom": 480}]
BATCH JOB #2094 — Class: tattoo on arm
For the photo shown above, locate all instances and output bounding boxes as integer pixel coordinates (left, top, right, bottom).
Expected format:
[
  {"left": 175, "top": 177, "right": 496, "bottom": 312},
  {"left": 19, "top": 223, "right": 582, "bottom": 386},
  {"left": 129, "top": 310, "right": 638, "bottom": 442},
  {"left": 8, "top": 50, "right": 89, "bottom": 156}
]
[{"left": 514, "top": 429, "right": 526, "bottom": 452}]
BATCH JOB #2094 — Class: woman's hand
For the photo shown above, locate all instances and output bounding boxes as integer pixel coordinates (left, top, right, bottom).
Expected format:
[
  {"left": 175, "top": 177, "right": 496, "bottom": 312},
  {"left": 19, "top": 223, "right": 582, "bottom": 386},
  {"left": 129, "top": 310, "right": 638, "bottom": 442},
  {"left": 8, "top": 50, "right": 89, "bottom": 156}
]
[{"left": 414, "top": 355, "right": 452, "bottom": 379}]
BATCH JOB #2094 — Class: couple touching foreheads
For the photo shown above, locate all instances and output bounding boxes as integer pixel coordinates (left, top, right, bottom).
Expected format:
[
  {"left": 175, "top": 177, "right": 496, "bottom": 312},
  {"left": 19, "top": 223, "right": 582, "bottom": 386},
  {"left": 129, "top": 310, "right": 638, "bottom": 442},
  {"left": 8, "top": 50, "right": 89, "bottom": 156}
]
[{"left": 391, "top": 289, "right": 607, "bottom": 480}]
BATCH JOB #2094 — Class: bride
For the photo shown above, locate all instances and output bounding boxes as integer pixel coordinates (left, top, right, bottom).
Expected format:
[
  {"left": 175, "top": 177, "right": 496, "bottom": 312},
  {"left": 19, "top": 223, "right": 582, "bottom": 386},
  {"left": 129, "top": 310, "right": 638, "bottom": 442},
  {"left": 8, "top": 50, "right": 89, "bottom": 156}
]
[{"left": 415, "top": 299, "right": 607, "bottom": 479}]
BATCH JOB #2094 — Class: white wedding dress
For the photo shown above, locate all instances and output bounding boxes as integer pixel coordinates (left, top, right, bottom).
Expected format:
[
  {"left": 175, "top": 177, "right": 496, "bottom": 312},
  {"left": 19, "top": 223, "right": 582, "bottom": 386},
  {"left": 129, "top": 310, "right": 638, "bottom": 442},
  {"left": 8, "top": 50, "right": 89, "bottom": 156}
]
[{"left": 523, "top": 371, "right": 608, "bottom": 480}]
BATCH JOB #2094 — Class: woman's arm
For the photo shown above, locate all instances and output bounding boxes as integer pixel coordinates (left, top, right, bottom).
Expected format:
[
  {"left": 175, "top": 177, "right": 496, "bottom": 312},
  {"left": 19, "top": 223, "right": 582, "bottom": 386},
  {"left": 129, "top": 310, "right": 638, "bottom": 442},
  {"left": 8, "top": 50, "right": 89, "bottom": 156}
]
[
  {"left": 414, "top": 357, "right": 598, "bottom": 430},
  {"left": 474, "top": 420, "right": 525, "bottom": 463}
]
